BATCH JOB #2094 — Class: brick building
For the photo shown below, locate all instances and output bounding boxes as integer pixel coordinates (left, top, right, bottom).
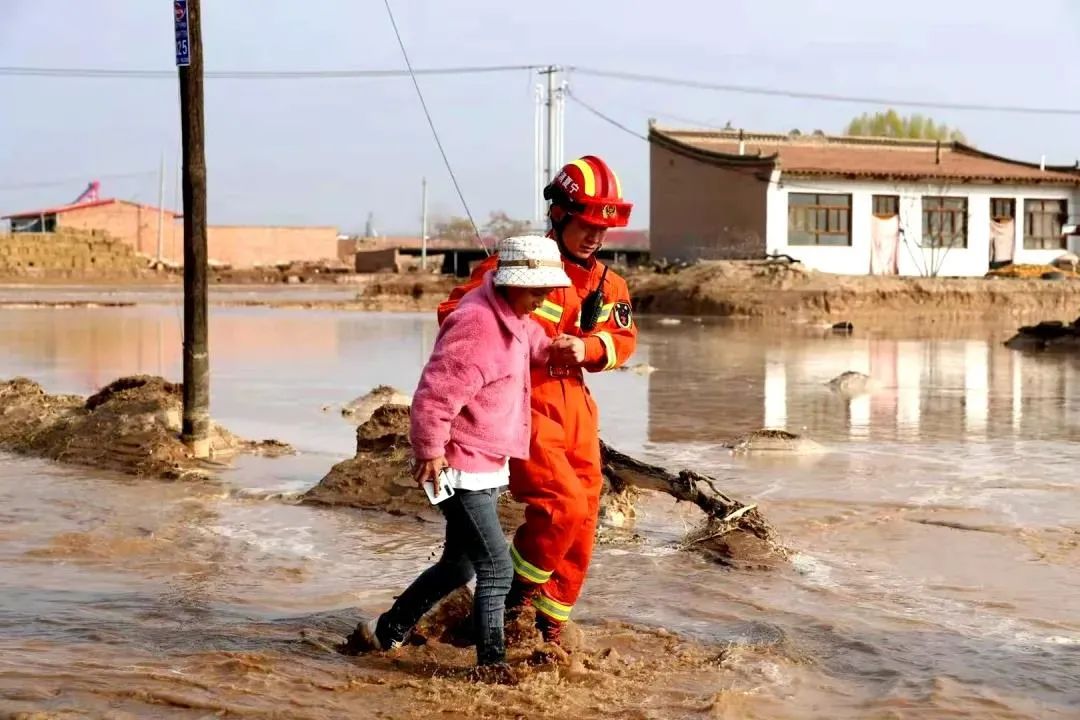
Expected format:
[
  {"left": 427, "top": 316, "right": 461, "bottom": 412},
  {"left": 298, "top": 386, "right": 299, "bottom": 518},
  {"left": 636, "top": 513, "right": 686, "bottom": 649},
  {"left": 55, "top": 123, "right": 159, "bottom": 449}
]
[
  {"left": 650, "top": 124, "right": 1080, "bottom": 276},
  {"left": 3, "top": 197, "right": 339, "bottom": 268}
]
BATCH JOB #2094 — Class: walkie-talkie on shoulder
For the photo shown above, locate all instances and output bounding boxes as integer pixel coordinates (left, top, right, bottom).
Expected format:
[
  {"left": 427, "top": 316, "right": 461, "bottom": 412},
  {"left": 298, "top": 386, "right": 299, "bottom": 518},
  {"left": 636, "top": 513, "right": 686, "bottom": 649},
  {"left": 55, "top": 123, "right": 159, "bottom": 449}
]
[{"left": 579, "top": 265, "right": 609, "bottom": 333}]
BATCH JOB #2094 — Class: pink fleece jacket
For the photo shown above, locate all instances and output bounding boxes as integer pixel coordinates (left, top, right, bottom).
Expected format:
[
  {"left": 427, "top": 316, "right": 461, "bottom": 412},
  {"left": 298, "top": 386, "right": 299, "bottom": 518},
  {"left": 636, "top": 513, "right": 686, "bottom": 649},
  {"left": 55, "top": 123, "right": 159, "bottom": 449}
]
[{"left": 410, "top": 272, "right": 551, "bottom": 472}]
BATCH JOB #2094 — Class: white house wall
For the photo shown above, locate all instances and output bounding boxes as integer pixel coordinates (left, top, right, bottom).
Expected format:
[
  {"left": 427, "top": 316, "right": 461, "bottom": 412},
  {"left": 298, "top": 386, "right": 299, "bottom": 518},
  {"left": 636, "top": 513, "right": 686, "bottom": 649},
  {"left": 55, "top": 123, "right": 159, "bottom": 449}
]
[{"left": 765, "top": 176, "right": 1079, "bottom": 277}]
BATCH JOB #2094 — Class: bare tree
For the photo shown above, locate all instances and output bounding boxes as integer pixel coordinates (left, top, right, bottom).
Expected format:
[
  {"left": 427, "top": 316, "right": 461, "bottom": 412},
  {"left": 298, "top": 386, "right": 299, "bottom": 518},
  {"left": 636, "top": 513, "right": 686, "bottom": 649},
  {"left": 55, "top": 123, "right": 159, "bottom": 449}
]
[
  {"left": 433, "top": 211, "right": 534, "bottom": 245},
  {"left": 484, "top": 211, "right": 533, "bottom": 240}
]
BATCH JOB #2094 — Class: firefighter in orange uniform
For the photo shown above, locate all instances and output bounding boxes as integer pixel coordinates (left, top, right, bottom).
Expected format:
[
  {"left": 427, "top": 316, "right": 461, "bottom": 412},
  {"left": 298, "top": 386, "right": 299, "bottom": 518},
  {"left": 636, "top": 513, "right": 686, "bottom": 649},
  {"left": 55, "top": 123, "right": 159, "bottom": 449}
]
[{"left": 437, "top": 155, "right": 637, "bottom": 645}]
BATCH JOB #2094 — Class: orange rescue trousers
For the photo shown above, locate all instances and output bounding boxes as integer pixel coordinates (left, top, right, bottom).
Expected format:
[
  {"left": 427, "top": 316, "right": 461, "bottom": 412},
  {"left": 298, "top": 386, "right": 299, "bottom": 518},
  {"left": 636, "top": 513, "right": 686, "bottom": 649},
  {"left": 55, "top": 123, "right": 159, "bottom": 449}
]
[{"left": 507, "top": 370, "right": 603, "bottom": 622}]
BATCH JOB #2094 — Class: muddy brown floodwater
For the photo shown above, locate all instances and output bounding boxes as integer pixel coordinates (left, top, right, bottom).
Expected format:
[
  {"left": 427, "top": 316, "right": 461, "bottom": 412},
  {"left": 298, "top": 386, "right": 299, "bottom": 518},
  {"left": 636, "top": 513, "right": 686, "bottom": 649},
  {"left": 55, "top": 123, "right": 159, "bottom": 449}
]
[{"left": 1, "top": 297, "right": 1079, "bottom": 719}]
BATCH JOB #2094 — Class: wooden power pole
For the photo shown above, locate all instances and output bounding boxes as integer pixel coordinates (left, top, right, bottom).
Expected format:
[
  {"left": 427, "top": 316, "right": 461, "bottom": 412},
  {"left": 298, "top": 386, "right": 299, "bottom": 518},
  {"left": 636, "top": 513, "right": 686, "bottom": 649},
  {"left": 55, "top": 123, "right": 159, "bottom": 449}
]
[{"left": 175, "top": 0, "right": 210, "bottom": 458}]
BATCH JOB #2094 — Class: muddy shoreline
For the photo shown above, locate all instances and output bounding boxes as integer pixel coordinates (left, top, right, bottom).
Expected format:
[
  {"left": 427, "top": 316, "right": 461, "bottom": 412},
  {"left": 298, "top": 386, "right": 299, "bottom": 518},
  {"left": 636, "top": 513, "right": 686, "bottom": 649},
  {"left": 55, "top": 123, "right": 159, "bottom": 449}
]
[
  {"left": 626, "top": 261, "right": 1080, "bottom": 322},
  {"left": 5, "top": 262, "right": 1080, "bottom": 320}
]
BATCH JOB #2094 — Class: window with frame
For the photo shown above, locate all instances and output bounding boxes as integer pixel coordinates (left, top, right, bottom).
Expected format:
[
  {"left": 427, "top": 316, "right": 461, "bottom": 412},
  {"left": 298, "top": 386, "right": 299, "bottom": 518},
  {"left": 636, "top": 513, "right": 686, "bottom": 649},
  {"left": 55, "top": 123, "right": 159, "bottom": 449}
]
[
  {"left": 872, "top": 194, "right": 899, "bottom": 217},
  {"left": 788, "top": 193, "right": 852, "bottom": 246},
  {"left": 990, "top": 198, "right": 1015, "bottom": 221},
  {"left": 1023, "top": 199, "right": 1067, "bottom": 249},
  {"left": 921, "top": 196, "right": 968, "bottom": 248}
]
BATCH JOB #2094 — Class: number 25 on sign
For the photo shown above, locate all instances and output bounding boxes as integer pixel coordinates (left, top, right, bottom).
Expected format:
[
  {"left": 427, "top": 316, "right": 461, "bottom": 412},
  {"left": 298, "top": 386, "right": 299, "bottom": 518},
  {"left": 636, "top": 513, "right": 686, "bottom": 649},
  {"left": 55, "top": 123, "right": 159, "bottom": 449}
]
[{"left": 174, "top": 0, "right": 191, "bottom": 67}]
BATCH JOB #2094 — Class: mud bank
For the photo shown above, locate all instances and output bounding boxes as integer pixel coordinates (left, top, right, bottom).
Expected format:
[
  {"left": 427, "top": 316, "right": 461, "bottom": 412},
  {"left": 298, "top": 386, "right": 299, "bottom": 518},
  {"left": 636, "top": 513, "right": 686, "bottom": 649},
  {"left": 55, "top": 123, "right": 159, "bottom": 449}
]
[
  {"left": 1005, "top": 317, "right": 1080, "bottom": 353},
  {"left": 627, "top": 260, "right": 1080, "bottom": 322},
  {"left": 0, "top": 375, "right": 292, "bottom": 479},
  {"left": 216, "top": 273, "right": 458, "bottom": 312},
  {"left": 303, "top": 401, "right": 779, "bottom": 566}
]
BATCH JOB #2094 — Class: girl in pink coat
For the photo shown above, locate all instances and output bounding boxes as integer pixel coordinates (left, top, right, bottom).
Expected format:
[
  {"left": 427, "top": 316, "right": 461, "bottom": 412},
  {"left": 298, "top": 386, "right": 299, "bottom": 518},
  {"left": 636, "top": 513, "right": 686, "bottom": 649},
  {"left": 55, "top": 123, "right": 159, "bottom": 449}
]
[{"left": 340, "top": 236, "right": 571, "bottom": 681}]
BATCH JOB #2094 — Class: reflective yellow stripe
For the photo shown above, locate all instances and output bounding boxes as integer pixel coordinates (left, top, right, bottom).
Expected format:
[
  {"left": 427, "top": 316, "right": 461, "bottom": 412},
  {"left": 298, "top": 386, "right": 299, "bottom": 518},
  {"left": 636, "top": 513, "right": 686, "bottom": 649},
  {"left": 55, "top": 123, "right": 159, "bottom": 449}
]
[
  {"left": 596, "top": 331, "right": 618, "bottom": 371},
  {"left": 510, "top": 544, "right": 552, "bottom": 584},
  {"left": 570, "top": 159, "right": 596, "bottom": 197},
  {"left": 533, "top": 307, "right": 560, "bottom": 323},
  {"left": 611, "top": 168, "right": 622, "bottom": 199},
  {"left": 573, "top": 303, "right": 614, "bottom": 328},
  {"left": 532, "top": 593, "right": 573, "bottom": 622},
  {"left": 531, "top": 299, "right": 563, "bottom": 324}
]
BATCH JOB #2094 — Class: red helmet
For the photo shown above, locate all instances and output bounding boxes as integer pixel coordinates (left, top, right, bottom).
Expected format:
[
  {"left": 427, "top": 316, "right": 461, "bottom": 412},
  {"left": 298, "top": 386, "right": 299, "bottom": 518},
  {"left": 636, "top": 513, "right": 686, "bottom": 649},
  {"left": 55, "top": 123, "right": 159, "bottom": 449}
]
[{"left": 543, "top": 155, "right": 632, "bottom": 229}]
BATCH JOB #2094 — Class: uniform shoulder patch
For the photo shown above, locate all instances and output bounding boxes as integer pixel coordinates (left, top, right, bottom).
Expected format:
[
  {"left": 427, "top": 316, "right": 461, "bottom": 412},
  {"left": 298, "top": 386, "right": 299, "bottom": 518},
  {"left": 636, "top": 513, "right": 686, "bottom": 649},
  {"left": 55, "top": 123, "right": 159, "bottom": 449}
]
[{"left": 613, "top": 301, "right": 633, "bottom": 329}]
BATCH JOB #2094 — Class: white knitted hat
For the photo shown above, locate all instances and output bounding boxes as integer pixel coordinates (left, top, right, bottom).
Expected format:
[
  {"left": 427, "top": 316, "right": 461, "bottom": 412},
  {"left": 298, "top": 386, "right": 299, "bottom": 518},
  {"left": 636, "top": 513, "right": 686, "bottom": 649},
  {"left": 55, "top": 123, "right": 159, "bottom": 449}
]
[{"left": 492, "top": 235, "right": 571, "bottom": 288}]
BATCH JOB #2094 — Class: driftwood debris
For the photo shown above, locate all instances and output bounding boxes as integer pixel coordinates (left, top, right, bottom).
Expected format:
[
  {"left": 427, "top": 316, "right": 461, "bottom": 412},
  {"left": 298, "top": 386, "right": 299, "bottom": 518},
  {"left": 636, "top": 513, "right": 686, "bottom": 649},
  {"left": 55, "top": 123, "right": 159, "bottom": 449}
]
[
  {"left": 1005, "top": 317, "right": 1080, "bottom": 353},
  {"left": 600, "top": 441, "right": 775, "bottom": 546}
]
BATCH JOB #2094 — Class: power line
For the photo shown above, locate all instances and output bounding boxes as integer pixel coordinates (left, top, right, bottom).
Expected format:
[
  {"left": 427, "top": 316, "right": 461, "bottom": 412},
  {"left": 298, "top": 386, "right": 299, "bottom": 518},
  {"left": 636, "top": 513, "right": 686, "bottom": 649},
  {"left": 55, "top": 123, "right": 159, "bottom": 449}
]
[
  {"left": 382, "top": 0, "right": 487, "bottom": 254},
  {"left": 0, "top": 64, "right": 539, "bottom": 80},
  {"left": 565, "top": 90, "right": 648, "bottom": 140},
  {"left": 569, "top": 66, "right": 1080, "bottom": 117},
  {"left": 10, "top": 62, "right": 1076, "bottom": 116}
]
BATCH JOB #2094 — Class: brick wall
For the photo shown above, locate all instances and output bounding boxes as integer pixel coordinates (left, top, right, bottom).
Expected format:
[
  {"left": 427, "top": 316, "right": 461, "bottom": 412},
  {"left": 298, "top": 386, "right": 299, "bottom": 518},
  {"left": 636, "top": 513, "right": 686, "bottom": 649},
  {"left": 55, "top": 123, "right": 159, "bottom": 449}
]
[
  {"left": 55, "top": 202, "right": 338, "bottom": 268},
  {"left": 0, "top": 228, "right": 144, "bottom": 278},
  {"left": 204, "top": 226, "right": 339, "bottom": 267},
  {"left": 57, "top": 202, "right": 182, "bottom": 262},
  {"left": 650, "top": 141, "right": 770, "bottom": 262}
]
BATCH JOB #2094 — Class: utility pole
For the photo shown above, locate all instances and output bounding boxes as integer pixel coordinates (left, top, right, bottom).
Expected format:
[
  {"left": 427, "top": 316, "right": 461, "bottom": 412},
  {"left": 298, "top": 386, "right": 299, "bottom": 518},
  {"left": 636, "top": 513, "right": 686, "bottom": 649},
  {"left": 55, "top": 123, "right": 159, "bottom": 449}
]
[
  {"left": 537, "top": 66, "right": 565, "bottom": 231},
  {"left": 533, "top": 82, "right": 543, "bottom": 227},
  {"left": 175, "top": 0, "right": 210, "bottom": 458},
  {"left": 420, "top": 177, "right": 428, "bottom": 272},
  {"left": 542, "top": 66, "right": 559, "bottom": 186},
  {"left": 156, "top": 150, "right": 165, "bottom": 265}
]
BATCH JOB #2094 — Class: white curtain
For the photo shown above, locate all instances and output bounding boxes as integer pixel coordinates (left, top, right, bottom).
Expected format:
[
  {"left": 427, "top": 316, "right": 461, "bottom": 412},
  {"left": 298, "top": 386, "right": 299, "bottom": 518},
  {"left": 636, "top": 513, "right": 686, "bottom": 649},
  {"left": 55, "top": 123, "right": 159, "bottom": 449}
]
[
  {"left": 870, "top": 215, "right": 900, "bottom": 275},
  {"left": 990, "top": 219, "right": 1015, "bottom": 264}
]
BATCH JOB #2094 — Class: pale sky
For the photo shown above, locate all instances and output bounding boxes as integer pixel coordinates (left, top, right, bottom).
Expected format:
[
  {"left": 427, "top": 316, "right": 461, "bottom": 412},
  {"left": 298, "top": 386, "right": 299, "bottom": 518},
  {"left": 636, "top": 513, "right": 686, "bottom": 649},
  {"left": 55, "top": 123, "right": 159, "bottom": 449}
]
[{"left": 2, "top": 0, "right": 1078, "bottom": 234}]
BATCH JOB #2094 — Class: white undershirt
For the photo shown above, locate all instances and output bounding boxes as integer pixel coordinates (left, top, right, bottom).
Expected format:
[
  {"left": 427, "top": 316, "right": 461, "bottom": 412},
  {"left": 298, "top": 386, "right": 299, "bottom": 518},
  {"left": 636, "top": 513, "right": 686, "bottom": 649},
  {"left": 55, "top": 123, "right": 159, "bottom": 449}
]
[{"left": 441, "top": 462, "right": 510, "bottom": 491}]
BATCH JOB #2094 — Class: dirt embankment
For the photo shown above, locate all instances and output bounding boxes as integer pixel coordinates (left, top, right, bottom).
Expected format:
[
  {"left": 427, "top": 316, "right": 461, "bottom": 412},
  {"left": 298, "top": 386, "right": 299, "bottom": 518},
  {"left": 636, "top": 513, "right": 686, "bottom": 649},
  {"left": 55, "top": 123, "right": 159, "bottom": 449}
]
[
  {"left": 0, "top": 375, "right": 292, "bottom": 479},
  {"left": 627, "top": 260, "right": 1080, "bottom": 322},
  {"left": 215, "top": 273, "right": 458, "bottom": 312}
]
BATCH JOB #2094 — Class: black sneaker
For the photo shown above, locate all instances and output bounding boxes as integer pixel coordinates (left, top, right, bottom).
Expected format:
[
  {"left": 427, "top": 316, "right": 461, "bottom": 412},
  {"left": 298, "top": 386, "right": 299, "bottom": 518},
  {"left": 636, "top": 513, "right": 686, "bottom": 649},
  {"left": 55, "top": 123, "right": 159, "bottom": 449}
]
[{"left": 337, "top": 617, "right": 404, "bottom": 656}]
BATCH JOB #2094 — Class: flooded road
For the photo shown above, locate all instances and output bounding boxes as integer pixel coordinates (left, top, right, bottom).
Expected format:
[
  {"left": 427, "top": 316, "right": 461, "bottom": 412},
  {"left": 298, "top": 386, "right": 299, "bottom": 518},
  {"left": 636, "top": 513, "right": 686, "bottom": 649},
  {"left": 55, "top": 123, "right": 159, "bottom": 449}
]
[{"left": 1, "top": 300, "right": 1078, "bottom": 718}]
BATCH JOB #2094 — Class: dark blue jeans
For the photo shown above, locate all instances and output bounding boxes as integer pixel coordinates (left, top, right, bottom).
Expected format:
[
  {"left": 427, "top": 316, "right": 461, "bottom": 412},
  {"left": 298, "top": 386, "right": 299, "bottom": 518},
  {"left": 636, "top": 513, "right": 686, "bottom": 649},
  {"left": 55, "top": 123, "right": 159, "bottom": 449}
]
[{"left": 376, "top": 487, "right": 513, "bottom": 665}]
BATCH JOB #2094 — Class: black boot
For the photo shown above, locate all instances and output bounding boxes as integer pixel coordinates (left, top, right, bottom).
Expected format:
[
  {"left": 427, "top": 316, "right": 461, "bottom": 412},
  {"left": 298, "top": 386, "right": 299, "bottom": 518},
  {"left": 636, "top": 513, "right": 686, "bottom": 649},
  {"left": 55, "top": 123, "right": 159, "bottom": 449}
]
[
  {"left": 504, "top": 577, "right": 539, "bottom": 622},
  {"left": 337, "top": 615, "right": 408, "bottom": 655}
]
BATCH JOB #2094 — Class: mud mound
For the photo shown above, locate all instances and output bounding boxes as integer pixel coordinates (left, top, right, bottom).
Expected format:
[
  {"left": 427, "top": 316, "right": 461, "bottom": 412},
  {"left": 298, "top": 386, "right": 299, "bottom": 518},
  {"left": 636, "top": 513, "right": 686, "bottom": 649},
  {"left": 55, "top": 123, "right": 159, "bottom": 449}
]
[
  {"left": 0, "top": 375, "right": 293, "bottom": 479},
  {"left": 725, "top": 428, "right": 826, "bottom": 454},
  {"left": 1005, "top": 317, "right": 1080, "bottom": 353},
  {"left": 356, "top": 403, "right": 412, "bottom": 451},
  {"left": 306, "top": 400, "right": 780, "bottom": 564},
  {"left": 626, "top": 260, "right": 1080, "bottom": 321},
  {"left": 304, "top": 404, "right": 530, "bottom": 528},
  {"left": 303, "top": 404, "right": 430, "bottom": 517},
  {"left": 341, "top": 385, "right": 412, "bottom": 424},
  {"left": 826, "top": 370, "right": 881, "bottom": 397}
]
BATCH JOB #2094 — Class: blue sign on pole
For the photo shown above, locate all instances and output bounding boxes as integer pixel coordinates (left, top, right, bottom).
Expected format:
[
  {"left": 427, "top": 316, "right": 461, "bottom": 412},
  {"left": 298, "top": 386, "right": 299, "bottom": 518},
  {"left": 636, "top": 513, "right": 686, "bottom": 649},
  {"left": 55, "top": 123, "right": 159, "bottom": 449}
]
[{"left": 174, "top": 0, "right": 191, "bottom": 67}]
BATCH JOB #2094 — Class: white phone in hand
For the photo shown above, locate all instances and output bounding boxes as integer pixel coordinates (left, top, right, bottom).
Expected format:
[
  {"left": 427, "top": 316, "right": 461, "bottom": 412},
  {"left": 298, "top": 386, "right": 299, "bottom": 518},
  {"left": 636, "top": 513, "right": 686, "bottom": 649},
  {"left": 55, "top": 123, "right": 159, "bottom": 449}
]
[{"left": 423, "top": 471, "right": 455, "bottom": 505}]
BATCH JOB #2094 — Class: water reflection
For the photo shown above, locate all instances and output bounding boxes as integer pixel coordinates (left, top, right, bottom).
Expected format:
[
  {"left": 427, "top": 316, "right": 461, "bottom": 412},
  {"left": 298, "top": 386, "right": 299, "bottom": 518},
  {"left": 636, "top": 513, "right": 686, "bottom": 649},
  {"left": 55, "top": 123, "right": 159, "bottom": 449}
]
[
  {"left": 0, "top": 307, "right": 442, "bottom": 455},
  {"left": 645, "top": 325, "right": 1080, "bottom": 444}
]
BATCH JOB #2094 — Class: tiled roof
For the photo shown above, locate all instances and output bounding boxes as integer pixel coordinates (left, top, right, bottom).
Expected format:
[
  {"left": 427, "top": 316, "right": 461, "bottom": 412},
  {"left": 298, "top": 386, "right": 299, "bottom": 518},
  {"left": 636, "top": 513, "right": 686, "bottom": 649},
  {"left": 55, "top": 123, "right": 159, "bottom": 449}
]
[
  {"left": 359, "top": 230, "right": 649, "bottom": 251},
  {"left": 604, "top": 229, "right": 649, "bottom": 250},
  {"left": 651, "top": 126, "right": 1080, "bottom": 186},
  {"left": 3, "top": 198, "right": 181, "bottom": 220}
]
